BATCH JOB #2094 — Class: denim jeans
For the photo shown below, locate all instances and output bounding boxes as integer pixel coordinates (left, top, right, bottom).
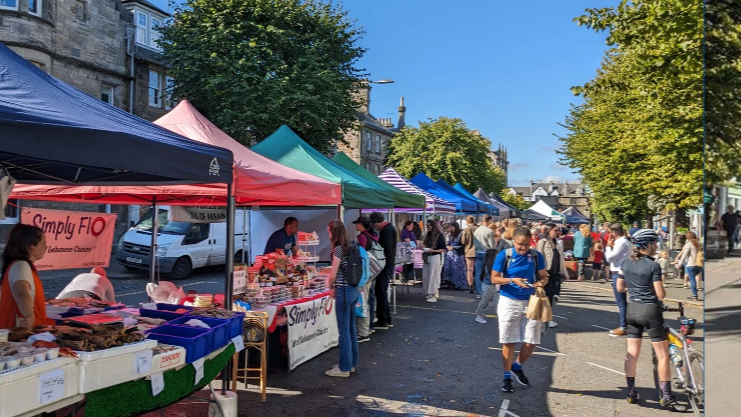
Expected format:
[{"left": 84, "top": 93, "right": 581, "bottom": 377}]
[
  {"left": 686, "top": 266, "right": 703, "bottom": 298},
  {"left": 335, "top": 286, "right": 359, "bottom": 372},
  {"left": 474, "top": 252, "right": 487, "bottom": 295},
  {"left": 727, "top": 228, "right": 736, "bottom": 252},
  {"left": 611, "top": 272, "right": 628, "bottom": 329}
]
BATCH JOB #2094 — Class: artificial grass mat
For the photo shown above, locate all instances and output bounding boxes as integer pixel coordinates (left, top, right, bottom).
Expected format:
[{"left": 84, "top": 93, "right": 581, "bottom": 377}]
[{"left": 85, "top": 344, "right": 235, "bottom": 417}]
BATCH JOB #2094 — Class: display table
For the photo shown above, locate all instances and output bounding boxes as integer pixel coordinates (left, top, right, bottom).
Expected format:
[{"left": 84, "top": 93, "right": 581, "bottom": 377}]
[{"left": 84, "top": 344, "right": 235, "bottom": 417}]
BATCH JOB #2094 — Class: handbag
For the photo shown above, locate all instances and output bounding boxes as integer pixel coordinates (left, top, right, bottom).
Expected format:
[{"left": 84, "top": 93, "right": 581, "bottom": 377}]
[
  {"left": 526, "top": 287, "right": 552, "bottom": 322},
  {"left": 367, "top": 251, "right": 383, "bottom": 278}
]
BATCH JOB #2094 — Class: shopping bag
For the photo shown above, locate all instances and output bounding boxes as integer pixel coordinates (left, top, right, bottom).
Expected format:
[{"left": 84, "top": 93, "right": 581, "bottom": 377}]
[
  {"left": 355, "top": 288, "right": 368, "bottom": 318},
  {"left": 526, "top": 287, "right": 552, "bottom": 322}
]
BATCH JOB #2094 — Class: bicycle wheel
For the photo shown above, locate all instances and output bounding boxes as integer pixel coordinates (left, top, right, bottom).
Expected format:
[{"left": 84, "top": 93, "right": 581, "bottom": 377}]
[
  {"left": 652, "top": 349, "right": 662, "bottom": 401},
  {"left": 686, "top": 351, "right": 704, "bottom": 416}
]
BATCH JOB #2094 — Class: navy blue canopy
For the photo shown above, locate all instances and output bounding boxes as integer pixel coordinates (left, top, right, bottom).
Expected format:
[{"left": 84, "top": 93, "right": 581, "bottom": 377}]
[
  {"left": 562, "top": 207, "right": 590, "bottom": 225},
  {"left": 436, "top": 180, "right": 488, "bottom": 213},
  {"left": 0, "top": 42, "right": 233, "bottom": 185},
  {"left": 453, "top": 183, "right": 499, "bottom": 215},
  {"left": 410, "top": 173, "right": 479, "bottom": 213}
]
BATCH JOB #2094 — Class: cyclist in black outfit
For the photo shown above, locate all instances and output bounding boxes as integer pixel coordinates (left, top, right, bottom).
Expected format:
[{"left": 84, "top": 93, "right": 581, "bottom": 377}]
[{"left": 616, "top": 229, "right": 685, "bottom": 412}]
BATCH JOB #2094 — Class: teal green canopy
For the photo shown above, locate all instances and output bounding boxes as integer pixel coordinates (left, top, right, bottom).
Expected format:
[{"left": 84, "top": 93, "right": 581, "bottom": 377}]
[
  {"left": 331, "top": 152, "right": 425, "bottom": 209},
  {"left": 252, "top": 126, "right": 394, "bottom": 208}
]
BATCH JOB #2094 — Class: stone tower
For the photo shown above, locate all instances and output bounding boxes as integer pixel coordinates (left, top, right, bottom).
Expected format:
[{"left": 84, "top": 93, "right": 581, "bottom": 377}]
[{"left": 397, "top": 96, "right": 406, "bottom": 130}]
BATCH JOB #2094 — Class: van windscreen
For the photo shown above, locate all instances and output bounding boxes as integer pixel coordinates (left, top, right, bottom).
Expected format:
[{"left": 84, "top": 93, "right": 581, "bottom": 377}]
[{"left": 135, "top": 208, "right": 191, "bottom": 235}]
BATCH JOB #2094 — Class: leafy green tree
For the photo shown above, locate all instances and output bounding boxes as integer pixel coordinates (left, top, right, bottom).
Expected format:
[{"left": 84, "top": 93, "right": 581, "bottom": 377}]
[
  {"left": 559, "top": 0, "right": 702, "bottom": 222},
  {"left": 386, "top": 117, "right": 506, "bottom": 193},
  {"left": 159, "top": 0, "right": 367, "bottom": 152},
  {"left": 500, "top": 191, "right": 530, "bottom": 211},
  {"left": 706, "top": 0, "right": 741, "bottom": 185}
]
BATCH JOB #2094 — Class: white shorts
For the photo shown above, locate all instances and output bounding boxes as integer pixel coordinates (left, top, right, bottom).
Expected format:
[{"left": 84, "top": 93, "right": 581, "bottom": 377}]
[{"left": 497, "top": 295, "right": 542, "bottom": 345}]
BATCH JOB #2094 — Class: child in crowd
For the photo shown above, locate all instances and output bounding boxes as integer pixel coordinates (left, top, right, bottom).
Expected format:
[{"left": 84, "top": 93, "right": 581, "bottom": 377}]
[
  {"left": 657, "top": 250, "right": 671, "bottom": 288},
  {"left": 592, "top": 242, "right": 604, "bottom": 281}
]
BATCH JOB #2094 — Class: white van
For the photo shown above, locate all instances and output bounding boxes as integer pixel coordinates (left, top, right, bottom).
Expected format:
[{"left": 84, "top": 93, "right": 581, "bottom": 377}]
[{"left": 116, "top": 206, "right": 249, "bottom": 279}]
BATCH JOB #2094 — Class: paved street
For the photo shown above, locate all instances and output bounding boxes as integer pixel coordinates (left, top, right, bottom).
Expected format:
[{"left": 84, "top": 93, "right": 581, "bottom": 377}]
[
  {"left": 114, "top": 280, "right": 702, "bottom": 417},
  {"left": 704, "top": 254, "right": 741, "bottom": 416}
]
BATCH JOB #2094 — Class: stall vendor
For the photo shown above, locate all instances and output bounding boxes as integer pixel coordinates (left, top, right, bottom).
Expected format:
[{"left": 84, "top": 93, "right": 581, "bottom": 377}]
[
  {"left": 57, "top": 267, "right": 116, "bottom": 302},
  {"left": 0, "top": 224, "right": 55, "bottom": 329},
  {"left": 264, "top": 217, "right": 300, "bottom": 256}
]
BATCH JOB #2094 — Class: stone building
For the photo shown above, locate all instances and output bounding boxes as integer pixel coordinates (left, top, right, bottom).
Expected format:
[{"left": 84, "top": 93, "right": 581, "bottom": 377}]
[
  {"left": 508, "top": 180, "right": 591, "bottom": 217},
  {"left": 474, "top": 132, "right": 509, "bottom": 187},
  {"left": 337, "top": 85, "right": 401, "bottom": 175},
  {"left": 0, "top": 0, "right": 173, "bottom": 247}
]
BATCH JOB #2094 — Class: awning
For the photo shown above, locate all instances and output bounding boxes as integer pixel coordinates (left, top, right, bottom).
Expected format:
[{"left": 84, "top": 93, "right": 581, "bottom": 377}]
[{"left": 378, "top": 168, "right": 456, "bottom": 214}]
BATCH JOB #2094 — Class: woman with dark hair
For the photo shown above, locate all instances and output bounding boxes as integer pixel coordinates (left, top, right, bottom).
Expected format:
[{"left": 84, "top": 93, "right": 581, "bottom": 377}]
[
  {"left": 616, "top": 229, "right": 684, "bottom": 411},
  {"left": 325, "top": 220, "right": 359, "bottom": 377},
  {"left": 401, "top": 221, "right": 418, "bottom": 245},
  {"left": 0, "top": 224, "right": 54, "bottom": 329},
  {"left": 421, "top": 220, "right": 447, "bottom": 303},
  {"left": 673, "top": 231, "right": 702, "bottom": 300},
  {"left": 536, "top": 223, "right": 569, "bottom": 328},
  {"left": 442, "top": 222, "right": 467, "bottom": 289}
]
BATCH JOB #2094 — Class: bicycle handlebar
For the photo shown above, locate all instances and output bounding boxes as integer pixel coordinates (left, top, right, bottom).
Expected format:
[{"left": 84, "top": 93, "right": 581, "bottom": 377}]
[{"left": 660, "top": 301, "right": 684, "bottom": 316}]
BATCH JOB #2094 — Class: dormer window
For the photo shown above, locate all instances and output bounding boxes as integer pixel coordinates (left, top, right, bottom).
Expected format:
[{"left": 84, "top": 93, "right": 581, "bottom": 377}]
[{"left": 135, "top": 9, "right": 164, "bottom": 50}]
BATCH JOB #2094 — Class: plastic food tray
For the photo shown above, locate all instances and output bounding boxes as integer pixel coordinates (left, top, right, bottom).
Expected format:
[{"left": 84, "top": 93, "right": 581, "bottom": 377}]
[
  {"left": 168, "top": 316, "right": 231, "bottom": 351},
  {"left": 145, "top": 325, "right": 213, "bottom": 364},
  {"left": 139, "top": 303, "right": 194, "bottom": 321},
  {"left": 75, "top": 340, "right": 156, "bottom": 393},
  {"left": 0, "top": 357, "right": 79, "bottom": 417}
]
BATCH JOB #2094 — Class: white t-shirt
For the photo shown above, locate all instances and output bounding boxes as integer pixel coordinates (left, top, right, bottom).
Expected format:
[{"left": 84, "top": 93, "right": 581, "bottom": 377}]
[
  {"left": 57, "top": 273, "right": 116, "bottom": 302},
  {"left": 8, "top": 261, "right": 35, "bottom": 300}
]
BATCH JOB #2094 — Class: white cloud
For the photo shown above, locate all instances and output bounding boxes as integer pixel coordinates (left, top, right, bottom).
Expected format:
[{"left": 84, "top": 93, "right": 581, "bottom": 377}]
[{"left": 542, "top": 175, "right": 563, "bottom": 183}]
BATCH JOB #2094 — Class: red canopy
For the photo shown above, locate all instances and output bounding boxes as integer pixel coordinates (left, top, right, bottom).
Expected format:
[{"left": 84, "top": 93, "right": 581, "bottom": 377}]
[{"left": 11, "top": 100, "right": 341, "bottom": 206}]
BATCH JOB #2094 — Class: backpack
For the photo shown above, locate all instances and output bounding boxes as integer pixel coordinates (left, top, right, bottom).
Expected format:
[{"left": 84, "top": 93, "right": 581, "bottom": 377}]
[
  {"left": 369, "top": 238, "right": 385, "bottom": 262},
  {"left": 341, "top": 242, "right": 364, "bottom": 287},
  {"left": 503, "top": 248, "right": 540, "bottom": 281},
  {"left": 695, "top": 247, "right": 704, "bottom": 268}
]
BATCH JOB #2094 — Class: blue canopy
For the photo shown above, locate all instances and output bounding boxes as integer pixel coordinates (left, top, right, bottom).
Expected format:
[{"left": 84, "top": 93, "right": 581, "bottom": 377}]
[
  {"left": 410, "top": 173, "right": 478, "bottom": 213},
  {"left": 562, "top": 207, "right": 590, "bottom": 225},
  {"left": 453, "top": 183, "right": 499, "bottom": 215},
  {"left": 436, "top": 180, "right": 488, "bottom": 213},
  {"left": 0, "top": 42, "right": 233, "bottom": 185}
]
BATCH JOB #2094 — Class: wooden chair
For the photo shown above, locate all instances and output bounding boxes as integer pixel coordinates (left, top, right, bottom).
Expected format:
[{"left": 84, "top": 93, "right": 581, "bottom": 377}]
[{"left": 231, "top": 311, "right": 269, "bottom": 402}]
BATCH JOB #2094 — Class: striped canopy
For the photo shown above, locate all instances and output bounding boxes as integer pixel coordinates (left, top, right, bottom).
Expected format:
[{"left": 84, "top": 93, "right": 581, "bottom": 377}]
[{"left": 378, "top": 168, "right": 456, "bottom": 214}]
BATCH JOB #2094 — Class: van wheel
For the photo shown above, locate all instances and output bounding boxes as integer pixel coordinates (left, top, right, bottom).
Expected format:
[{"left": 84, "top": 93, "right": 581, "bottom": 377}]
[
  {"left": 169, "top": 257, "right": 192, "bottom": 280},
  {"left": 235, "top": 250, "right": 248, "bottom": 264}
]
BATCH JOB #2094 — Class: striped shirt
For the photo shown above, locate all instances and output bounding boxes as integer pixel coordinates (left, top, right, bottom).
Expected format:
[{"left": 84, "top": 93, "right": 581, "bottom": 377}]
[{"left": 333, "top": 246, "right": 349, "bottom": 287}]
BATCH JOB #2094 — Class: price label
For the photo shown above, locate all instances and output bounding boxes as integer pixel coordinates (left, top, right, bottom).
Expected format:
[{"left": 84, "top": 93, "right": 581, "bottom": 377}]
[
  {"left": 136, "top": 350, "right": 153, "bottom": 374},
  {"left": 39, "top": 369, "right": 65, "bottom": 404},
  {"left": 232, "top": 335, "right": 245, "bottom": 352},
  {"left": 141, "top": 302, "right": 157, "bottom": 310},
  {"left": 150, "top": 373, "right": 165, "bottom": 396},
  {"left": 193, "top": 358, "right": 205, "bottom": 385}
]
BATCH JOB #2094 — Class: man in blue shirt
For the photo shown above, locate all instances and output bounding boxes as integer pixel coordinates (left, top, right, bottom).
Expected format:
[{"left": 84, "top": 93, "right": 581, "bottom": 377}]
[
  {"left": 263, "top": 217, "right": 299, "bottom": 256},
  {"left": 490, "top": 226, "right": 548, "bottom": 393}
]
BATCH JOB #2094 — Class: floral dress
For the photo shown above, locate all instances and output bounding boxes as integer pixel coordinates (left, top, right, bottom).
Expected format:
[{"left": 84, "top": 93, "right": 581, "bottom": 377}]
[{"left": 442, "top": 234, "right": 468, "bottom": 289}]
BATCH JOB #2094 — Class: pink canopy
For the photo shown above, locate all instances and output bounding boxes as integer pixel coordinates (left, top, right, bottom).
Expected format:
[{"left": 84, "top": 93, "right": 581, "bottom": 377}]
[{"left": 11, "top": 100, "right": 341, "bottom": 206}]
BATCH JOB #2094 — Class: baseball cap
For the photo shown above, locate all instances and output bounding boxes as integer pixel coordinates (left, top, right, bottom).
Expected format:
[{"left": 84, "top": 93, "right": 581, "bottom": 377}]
[{"left": 352, "top": 215, "right": 371, "bottom": 225}]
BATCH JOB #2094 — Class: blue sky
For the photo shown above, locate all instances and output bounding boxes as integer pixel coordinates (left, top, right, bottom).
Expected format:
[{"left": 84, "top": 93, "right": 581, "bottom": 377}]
[{"left": 151, "top": 0, "right": 614, "bottom": 186}]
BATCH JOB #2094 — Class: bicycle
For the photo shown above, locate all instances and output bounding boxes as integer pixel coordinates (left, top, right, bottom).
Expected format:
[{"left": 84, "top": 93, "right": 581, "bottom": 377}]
[{"left": 652, "top": 302, "right": 704, "bottom": 416}]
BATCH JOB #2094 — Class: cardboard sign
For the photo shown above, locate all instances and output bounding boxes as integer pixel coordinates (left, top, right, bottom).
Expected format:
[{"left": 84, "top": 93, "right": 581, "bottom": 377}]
[
  {"left": 150, "top": 373, "right": 165, "bottom": 396},
  {"left": 193, "top": 358, "right": 205, "bottom": 384},
  {"left": 136, "top": 350, "right": 153, "bottom": 374},
  {"left": 232, "top": 335, "right": 245, "bottom": 352},
  {"left": 39, "top": 369, "right": 65, "bottom": 404},
  {"left": 21, "top": 207, "right": 117, "bottom": 271}
]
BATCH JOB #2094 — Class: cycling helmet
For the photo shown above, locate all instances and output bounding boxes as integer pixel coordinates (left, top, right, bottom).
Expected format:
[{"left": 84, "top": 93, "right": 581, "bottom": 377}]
[{"left": 630, "top": 229, "right": 658, "bottom": 248}]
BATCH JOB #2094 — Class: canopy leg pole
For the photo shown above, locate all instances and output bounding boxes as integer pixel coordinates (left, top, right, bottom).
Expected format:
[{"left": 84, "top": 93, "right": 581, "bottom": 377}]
[
  {"left": 223, "top": 185, "right": 236, "bottom": 396},
  {"left": 149, "top": 197, "right": 158, "bottom": 286},
  {"left": 242, "top": 206, "right": 247, "bottom": 263},
  {"left": 338, "top": 205, "right": 345, "bottom": 222}
]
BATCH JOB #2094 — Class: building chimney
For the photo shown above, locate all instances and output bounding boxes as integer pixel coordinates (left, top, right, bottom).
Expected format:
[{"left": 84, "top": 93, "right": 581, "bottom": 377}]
[
  {"left": 397, "top": 96, "right": 406, "bottom": 129},
  {"left": 549, "top": 181, "right": 554, "bottom": 193},
  {"left": 354, "top": 81, "right": 371, "bottom": 114}
]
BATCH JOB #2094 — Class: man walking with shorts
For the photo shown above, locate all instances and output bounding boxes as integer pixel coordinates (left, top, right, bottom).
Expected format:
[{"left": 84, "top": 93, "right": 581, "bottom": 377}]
[{"left": 490, "top": 227, "right": 548, "bottom": 392}]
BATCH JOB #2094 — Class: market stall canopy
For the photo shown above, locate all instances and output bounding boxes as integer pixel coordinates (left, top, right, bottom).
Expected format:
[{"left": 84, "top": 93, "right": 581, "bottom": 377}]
[
  {"left": 453, "top": 183, "right": 499, "bottom": 216},
  {"left": 523, "top": 209, "right": 551, "bottom": 222},
  {"left": 528, "top": 200, "right": 565, "bottom": 222},
  {"left": 251, "top": 126, "right": 394, "bottom": 208},
  {"left": 474, "top": 189, "right": 519, "bottom": 218},
  {"left": 410, "top": 173, "right": 478, "bottom": 213},
  {"left": 561, "top": 207, "right": 590, "bottom": 224},
  {"left": 11, "top": 101, "right": 342, "bottom": 205},
  {"left": 0, "top": 42, "right": 233, "bottom": 185},
  {"left": 331, "top": 152, "right": 424, "bottom": 208},
  {"left": 435, "top": 180, "right": 489, "bottom": 214},
  {"left": 378, "top": 168, "right": 456, "bottom": 214}
]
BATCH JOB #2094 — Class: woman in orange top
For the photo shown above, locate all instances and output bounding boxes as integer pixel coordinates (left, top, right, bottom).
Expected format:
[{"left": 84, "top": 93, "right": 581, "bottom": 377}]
[{"left": 0, "top": 224, "right": 54, "bottom": 329}]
